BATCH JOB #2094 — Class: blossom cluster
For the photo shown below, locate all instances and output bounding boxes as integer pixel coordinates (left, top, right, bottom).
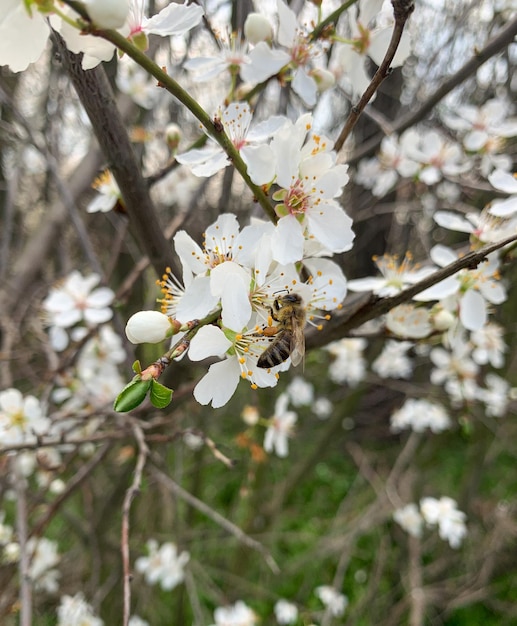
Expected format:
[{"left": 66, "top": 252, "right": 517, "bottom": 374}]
[
  {"left": 126, "top": 209, "right": 350, "bottom": 408},
  {"left": 394, "top": 497, "right": 468, "bottom": 549}
]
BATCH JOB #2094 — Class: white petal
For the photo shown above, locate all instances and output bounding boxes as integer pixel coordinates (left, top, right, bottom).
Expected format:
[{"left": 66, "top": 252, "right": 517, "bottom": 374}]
[
  {"left": 240, "top": 42, "right": 290, "bottom": 83},
  {"left": 460, "top": 290, "right": 486, "bottom": 331},
  {"left": 176, "top": 276, "right": 219, "bottom": 322},
  {"left": 489, "top": 196, "right": 517, "bottom": 217},
  {"left": 193, "top": 359, "right": 240, "bottom": 408},
  {"left": 489, "top": 170, "right": 517, "bottom": 194},
  {"left": 143, "top": 3, "right": 204, "bottom": 36},
  {"left": 246, "top": 115, "right": 288, "bottom": 142},
  {"left": 84, "top": 307, "right": 113, "bottom": 325},
  {"left": 434, "top": 211, "right": 474, "bottom": 233},
  {"left": 271, "top": 216, "right": 304, "bottom": 264},
  {"left": 479, "top": 280, "right": 506, "bottom": 305},
  {"left": 241, "top": 145, "right": 276, "bottom": 185},
  {"left": 292, "top": 68, "right": 318, "bottom": 107},
  {"left": 0, "top": 3, "right": 49, "bottom": 73},
  {"left": 430, "top": 244, "right": 457, "bottom": 267},
  {"left": 413, "top": 276, "right": 459, "bottom": 301},
  {"left": 189, "top": 326, "right": 231, "bottom": 360},
  {"left": 87, "top": 287, "right": 115, "bottom": 308},
  {"left": 173, "top": 230, "right": 207, "bottom": 275},
  {"left": 276, "top": 0, "right": 297, "bottom": 47},
  {"left": 307, "top": 204, "right": 355, "bottom": 253}
]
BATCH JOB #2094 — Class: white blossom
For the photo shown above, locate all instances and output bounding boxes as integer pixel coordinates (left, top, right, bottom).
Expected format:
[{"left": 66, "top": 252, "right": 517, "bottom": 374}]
[
  {"left": 393, "top": 503, "right": 424, "bottom": 538},
  {"left": 57, "top": 593, "right": 103, "bottom": 626},
  {"left": 264, "top": 393, "right": 297, "bottom": 458},
  {"left": 315, "top": 585, "right": 348, "bottom": 617},
  {"left": 390, "top": 398, "right": 451, "bottom": 434},
  {"left": 420, "top": 496, "right": 467, "bottom": 548},
  {"left": 135, "top": 540, "right": 189, "bottom": 591}
]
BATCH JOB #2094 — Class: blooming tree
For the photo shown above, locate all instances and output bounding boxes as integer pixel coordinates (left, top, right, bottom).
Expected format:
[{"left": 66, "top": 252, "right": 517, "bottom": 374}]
[{"left": 1, "top": 0, "right": 517, "bottom": 625}]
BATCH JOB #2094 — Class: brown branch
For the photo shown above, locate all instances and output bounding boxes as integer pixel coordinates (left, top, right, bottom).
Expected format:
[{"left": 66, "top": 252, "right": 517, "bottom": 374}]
[
  {"left": 334, "top": 0, "right": 415, "bottom": 152},
  {"left": 308, "top": 233, "right": 517, "bottom": 347},
  {"left": 52, "top": 32, "right": 179, "bottom": 279},
  {"left": 348, "top": 15, "right": 517, "bottom": 164}
]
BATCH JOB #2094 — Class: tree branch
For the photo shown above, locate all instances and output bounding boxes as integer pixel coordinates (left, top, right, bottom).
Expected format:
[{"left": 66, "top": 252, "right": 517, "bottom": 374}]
[
  {"left": 334, "top": 0, "right": 415, "bottom": 152},
  {"left": 52, "top": 32, "right": 179, "bottom": 278},
  {"left": 348, "top": 15, "right": 517, "bottom": 164},
  {"left": 307, "top": 233, "right": 517, "bottom": 348}
]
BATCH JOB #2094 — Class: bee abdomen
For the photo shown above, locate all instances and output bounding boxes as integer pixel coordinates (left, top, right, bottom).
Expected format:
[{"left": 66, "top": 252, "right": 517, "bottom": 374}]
[{"left": 257, "top": 331, "right": 292, "bottom": 368}]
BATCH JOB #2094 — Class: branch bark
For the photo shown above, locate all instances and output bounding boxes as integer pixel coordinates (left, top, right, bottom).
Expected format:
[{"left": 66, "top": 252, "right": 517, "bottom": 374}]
[{"left": 53, "top": 33, "right": 178, "bottom": 278}]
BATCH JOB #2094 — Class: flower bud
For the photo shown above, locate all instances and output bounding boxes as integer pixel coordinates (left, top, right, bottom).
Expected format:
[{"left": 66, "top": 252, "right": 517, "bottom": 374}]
[
  {"left": 165, "top": 123, "right": 182, "bottom": 151},
  {"left": 309, "top": 68, "right": 336, "bottom": 92},
  {"left": 432, "top": 308, "right": 455, "bottom": 331},
  {"left": 126, "top": 311, "right": 172, "bottom": 344},
  {"left": 244, "top": 13, "right": 273, "bottom": 44},
  {"left": 84, "top": 0, "right": 129, "bottom": 29}
]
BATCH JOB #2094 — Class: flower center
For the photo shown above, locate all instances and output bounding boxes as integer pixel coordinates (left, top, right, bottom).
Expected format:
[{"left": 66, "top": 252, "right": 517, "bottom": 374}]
[{"left": 285, "top": 180, "right": 309, "bottom": 215}]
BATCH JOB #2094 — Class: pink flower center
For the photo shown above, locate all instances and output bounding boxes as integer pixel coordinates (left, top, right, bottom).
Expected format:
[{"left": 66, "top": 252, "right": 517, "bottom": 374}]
[{"left": 285, "top": 180, "right": 309, "bottom": 215}]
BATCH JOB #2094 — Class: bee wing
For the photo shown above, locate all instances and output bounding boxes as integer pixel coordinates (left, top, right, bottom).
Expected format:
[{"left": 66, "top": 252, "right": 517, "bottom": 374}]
[{"left": 289, "top": 321, "right": 305, "bottom": 366}]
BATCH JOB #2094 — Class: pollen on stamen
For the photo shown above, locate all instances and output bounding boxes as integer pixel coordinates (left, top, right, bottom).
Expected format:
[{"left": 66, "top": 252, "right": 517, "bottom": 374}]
[
  {"left": 317, "top": 324, "right": 323, "bottom": 331},
  {"left": 241, "top": 371, "right": 247, "bottom": 379},
  {"left": 239, "top": 357, "right": 246, "bottom": 364}
]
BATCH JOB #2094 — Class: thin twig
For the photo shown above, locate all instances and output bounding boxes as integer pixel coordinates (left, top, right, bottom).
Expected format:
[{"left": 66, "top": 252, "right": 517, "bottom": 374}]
[
  {"left": 149, "top": 464, "right": 280, "bottom": 574},
  {"left": 122, "top": 424, "right": 149, "bottom": 626},
  {"left": 348, "top": 15, "right": 517, "bottom": 164},
  {"left": 334, "top": 0, "right": 415, "bottom": 152}
]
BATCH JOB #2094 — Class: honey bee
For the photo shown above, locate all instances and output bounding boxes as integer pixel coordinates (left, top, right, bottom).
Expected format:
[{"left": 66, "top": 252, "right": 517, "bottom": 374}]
[{"left": 257, "top": 292, "right": 306, "bottom": 369}]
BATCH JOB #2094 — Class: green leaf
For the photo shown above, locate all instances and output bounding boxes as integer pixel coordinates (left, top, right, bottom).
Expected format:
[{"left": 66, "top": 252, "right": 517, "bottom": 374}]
[
  {"left": 113, "top": 379, "right": 152, "bottom": 412},
  {"left": 149, "top": 380, "right": 173, "bottom": 409},
  {"left": 132, "top": 360, "right": 142, "bottom": 375}
]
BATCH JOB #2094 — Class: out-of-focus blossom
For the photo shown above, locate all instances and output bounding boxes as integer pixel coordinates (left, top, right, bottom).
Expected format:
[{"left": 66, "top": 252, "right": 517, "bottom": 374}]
[
  {"left": 286, "top": 377, "right": 314, "bottom": 407},
  {"left": 393, "top": 503, "right": 424, "bottom": 538},
  {"left": 0, "top": 388, "right": 50, "bottom": 447},
  {"left": 57, "top": 592, "right": 103, "bottom": 626},
  {"left": 327, "top": 338, "right": 367, "bottom": 386},
  {"left": 390, "top": 398, "right": 451, "bottom": 434},
  {"left": 348, "top": 253, "right": 434, "bottom": 298},
  {"left": 372, "top": 340, "right": 413, "bottom": 379},
  {"left": 87, "top": 171, "right": 121, "bottom": 214},
  {"left": 43, "top": 271, "right": 114, "bottom": 330},
  {"left": 334, "top": 0, "right": 411, "bottom": 99},
  {"left": 211, "top": 600, "right": 257, "bottom": 626},
  {"left": 315, "top": 585, "right": 348, "bottom": 617},
  {"left": 264, "top": 393, "right": 297, "bottom": 458},
  {"left": 27, "top": 537, "right": 61, "bottom": 594},
  {"left": 420, "top": 496, "right": 467, "bottom": 548},
  {"left": 274, "top": 599, "right": 298, "bottom": 624},
  {"left": 386, "top": 304, "right": 432, "bottom": 339},
  {"left": 0, "top": 1, "right": 51, "bottom": 72},
  {"left": 135, "top": 540, "right": 189, "bottom": 591}
]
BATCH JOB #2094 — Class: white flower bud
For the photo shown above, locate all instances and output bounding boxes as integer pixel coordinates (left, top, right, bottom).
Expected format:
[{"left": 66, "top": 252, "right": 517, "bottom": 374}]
[
  {"left": 309, "top": 68, "right": 336, "bottom": 92},
  {"left": 3, "top": 542, "right": 20, "bottom": 563},
  {"left": 84, "top": 0, "right": 130, "bottom": 29},
  {"left": 165, "top": 123, "right": 182, "bottom": 151},
  {"left": 432, "top": 309, "right": 455, "bottom": 331},
  {"left": 125, "top": 311, "right": 171, "bottom": 344},
  {"left": 244, "top": 13, "right": 273, "bottom": 44}
]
